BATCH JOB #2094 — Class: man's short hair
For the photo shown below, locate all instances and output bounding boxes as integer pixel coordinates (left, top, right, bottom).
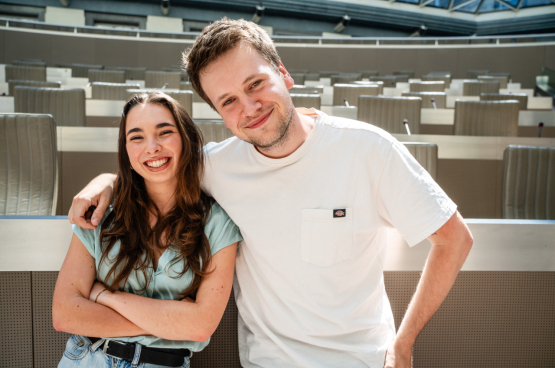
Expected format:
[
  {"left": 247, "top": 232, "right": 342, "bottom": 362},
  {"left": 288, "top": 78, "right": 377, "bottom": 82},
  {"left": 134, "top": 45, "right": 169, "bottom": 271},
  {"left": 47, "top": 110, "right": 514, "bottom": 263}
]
[{"left": 182, "top": 18, "right": 281, "bottom": 109}]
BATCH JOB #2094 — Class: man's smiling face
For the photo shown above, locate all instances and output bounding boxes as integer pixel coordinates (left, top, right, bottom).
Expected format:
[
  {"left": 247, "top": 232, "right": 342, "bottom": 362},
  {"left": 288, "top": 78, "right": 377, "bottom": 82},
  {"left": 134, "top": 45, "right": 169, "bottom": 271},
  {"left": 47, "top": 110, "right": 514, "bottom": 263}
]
[{"left": 199, "top": 41, "right": 296, "bottom": 150}]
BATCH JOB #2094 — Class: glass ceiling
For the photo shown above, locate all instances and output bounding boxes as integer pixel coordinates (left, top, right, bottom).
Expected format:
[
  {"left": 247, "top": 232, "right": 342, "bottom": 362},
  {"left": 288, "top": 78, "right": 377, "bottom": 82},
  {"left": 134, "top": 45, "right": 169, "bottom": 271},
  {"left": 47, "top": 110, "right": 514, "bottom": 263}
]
[{"left": 391, "top": 0, "right": 554, "bottom": 14}]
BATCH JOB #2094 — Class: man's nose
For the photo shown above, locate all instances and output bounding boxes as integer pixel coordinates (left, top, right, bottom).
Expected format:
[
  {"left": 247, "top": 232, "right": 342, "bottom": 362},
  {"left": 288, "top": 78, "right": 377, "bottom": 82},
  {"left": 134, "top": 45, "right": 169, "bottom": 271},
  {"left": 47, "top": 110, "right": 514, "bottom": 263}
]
[{"left": 242, "top": 95, "right": 262, "bottom": 117}]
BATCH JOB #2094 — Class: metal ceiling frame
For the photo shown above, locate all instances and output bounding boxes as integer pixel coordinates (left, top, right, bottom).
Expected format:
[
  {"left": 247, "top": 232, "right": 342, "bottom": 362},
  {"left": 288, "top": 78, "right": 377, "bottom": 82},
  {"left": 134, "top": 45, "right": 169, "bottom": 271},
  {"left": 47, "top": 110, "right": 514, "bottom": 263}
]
[
  {"left": 450, "top": 0, "right": 479, "bottom": 11},
  {"left": 403, "top": 0, "right": 555, "bottom": 12}
]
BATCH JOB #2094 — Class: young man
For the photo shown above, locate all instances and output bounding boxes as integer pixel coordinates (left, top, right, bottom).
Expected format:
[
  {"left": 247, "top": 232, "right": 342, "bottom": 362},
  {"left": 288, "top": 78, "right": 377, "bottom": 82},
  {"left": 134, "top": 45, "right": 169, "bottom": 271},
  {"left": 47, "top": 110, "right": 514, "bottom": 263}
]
[{"left": 69, "top": 19, "right": 473, "bottom": 368}]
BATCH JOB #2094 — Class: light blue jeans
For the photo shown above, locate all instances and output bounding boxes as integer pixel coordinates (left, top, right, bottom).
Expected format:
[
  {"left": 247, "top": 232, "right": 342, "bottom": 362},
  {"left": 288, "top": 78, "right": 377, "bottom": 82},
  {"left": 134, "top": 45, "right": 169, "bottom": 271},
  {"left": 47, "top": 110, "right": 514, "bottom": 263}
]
[{"left": 58, "top": 335, "right": 191, "bottom": 368}]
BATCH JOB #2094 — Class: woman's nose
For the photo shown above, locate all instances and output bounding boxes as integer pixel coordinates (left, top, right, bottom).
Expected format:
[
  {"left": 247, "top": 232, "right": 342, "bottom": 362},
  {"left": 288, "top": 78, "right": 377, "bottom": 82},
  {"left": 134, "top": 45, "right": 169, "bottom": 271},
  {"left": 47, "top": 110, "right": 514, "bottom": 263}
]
[{"left": 145, "top": 137, "right": 162, "bottom": 154}]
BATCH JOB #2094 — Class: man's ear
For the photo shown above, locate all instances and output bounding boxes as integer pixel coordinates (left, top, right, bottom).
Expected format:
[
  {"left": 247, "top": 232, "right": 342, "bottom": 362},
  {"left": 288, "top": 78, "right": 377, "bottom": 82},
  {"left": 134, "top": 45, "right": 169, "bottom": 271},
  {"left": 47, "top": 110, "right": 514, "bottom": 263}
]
[{"left": 278, "top": 62, "right": 295, "bottom": 89}]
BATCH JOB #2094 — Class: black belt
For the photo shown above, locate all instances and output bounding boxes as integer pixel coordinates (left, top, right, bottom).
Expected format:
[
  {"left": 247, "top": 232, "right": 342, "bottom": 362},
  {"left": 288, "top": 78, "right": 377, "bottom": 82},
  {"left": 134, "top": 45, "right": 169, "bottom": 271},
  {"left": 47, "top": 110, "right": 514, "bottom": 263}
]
[{"left": 88, "top": 337, "right": 190, "bottom": 367}]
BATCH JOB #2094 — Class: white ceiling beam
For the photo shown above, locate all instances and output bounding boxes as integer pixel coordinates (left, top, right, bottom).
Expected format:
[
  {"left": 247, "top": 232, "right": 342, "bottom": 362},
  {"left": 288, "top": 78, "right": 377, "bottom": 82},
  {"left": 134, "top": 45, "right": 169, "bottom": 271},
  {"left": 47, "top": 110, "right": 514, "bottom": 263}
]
[{"left": 451, "top": 0, "right": 479, "bottom": 11}]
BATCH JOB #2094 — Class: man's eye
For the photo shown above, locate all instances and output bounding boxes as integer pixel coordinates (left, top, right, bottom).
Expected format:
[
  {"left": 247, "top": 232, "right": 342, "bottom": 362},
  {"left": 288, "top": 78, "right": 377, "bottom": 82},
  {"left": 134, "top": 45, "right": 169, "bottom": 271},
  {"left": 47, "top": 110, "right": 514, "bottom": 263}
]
[
  {"left": 252, "top": 81, "right": 260, "bottom": 88},
  {"left": 223, "top": 99, "right": 233, "bottom": 106}
]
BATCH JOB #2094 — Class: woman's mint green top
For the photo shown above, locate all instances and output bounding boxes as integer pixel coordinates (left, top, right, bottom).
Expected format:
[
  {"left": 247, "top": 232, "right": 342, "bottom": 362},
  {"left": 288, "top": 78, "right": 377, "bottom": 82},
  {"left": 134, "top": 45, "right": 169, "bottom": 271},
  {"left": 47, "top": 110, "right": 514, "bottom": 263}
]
[{"left": 72, "top": 201, "right": 242, "bottom": 351}]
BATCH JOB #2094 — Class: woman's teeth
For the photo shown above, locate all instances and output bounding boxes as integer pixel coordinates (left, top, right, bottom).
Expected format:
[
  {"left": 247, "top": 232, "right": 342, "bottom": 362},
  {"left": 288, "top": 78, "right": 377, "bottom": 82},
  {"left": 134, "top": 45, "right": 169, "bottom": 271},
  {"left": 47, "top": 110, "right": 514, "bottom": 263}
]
[{"left": 146, "top": 158, "right": 168, "bottom": 168}]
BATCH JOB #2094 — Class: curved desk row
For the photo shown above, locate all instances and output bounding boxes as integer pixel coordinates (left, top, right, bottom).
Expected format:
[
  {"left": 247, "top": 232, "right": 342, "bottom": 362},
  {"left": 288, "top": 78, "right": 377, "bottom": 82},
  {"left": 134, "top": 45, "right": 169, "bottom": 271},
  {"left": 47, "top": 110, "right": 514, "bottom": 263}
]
[{"left": 1, "top": 217, "right": 553, "bottom": 367}]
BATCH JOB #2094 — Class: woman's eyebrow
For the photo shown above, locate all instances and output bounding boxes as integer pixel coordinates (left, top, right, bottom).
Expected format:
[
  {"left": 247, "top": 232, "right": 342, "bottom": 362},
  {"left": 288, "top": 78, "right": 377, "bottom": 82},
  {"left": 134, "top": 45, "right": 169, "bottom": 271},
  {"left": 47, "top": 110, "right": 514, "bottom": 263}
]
[
  {"left": 126, "top": 127, "right": 142, "bottom": 136},
  {"left": 156, "top": 122, "right": 176, "bottom": 129}
]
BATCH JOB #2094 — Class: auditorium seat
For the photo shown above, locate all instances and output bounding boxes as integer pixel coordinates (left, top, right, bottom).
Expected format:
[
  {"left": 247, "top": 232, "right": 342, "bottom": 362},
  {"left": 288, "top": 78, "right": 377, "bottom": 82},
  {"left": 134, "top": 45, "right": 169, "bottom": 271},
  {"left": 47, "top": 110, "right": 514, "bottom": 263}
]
[
  {"left": 488, "top": 72, "right": 511, "bottom": 80},
  {"left": 333, "top": 84, "right": 379, "bottom": 106},
  {"left": 463, "top": 80, "right": 500, "bottom": 96},
  {"left": 402, "top": 142, "right": 438, "bottom": 180},
  {"left": 13, "top": 60, "right": 47, "bottom": 67},
  {"left": 409, "top": 81, "right": 445, "bottom": 92},
  {"left": 319, "top": 71, "right": 340, "bottom": 78},
  {"left": 289, "top": 85, "right": 323, "bottom": 94},
  {"left": 331, "top": 73, "right": 363, "bottom": 85},
  {"left": 290, "top": 94, "right": 321, "bottom": 110},
  {"left": 353, "top": 81, "right": 384, "bottom": 94},
  {"left": 194, "top": 120, "right": 234, "bottom": 143},
  {"left": 480, "top": 93, "right": 528, "bottom": 110},
  {"left": 402, "top": 92, "right": 446, "bottom": 108},
  {"left": 357, "top": 95, "right": 421, "bottom": 134},
  {"left": 467, "top": 69, "right": 489, "bottom": 79},
  {"left": 14, "top": 87, "right": 86, "bottom": 127},
  {"left": 91, "top": 82, "right": 141, "bottom": 100},
  {"left": 359, "top": 70, "right": 379, "bottom": 78},
  {"left": 180, "top": 82, "right": 204, "bottom": 103},
  {"left": 478, "top": 75, "right": 509, "bottom": 89},
  {"left": 502, "top": 145, "right": 555, "bottom": 219},
  {"left": 0, "top": 113, "right": 57, "bottom": 215},
  {"left": 8, "top": 80, "right": 61, "bottom": 96},
  {"left": 70, "top": 63, "right": 103, "bottom": 78},
  {"left": 145, "top": 71, "right": 181, "bottom": 89},
  {"left": 391, "top": 74, "right": 410, "bottom": 83},
  {"left": 305, "top": 73, "right": 320, "bottom": 81},
  {"left": 88, "top": 69, "right": 126, "bottom": 84},
  {"left": 5, "top": 65, "right": 46, "bottom": 82},
  {"left": 393, "top": 70, "right": 414, "bottom": 79},
  {"left": 422, "top": 74, "right": 451, "bottom": 85},
  {"left": 162, "top": 68, "right": 188, "bottom": 82},
  {"left": 453, "top": 100, "right": 519, "bottom": 137},
  {"left": 127, "top": 89, "right": 193, "bottom": 115},
  {"left": 369, "top": 76, "right": 397, "bottom": 87},
  {"left": 106, "top": 66, "right": 147, "bottom": 81},
  {"left": 290, "top": 73, "right": 306, "bottom": 85}
]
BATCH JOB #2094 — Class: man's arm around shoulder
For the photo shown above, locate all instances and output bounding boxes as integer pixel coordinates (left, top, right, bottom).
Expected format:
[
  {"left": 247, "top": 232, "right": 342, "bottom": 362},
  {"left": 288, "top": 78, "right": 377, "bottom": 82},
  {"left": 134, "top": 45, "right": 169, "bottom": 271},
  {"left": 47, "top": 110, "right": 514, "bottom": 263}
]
[{"left": 68, "top": 173, "right": 116, "bottom": 229}]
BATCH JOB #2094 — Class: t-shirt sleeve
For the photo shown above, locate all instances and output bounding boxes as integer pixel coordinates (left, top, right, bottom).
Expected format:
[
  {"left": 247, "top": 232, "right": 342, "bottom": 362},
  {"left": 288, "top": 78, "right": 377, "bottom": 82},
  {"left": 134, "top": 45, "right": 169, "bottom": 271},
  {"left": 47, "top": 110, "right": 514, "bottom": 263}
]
[
  {"left": 376, "top": 141, "right": 457, "bottom": 247},
  {"left": 72, "top": 224, "right": 98, "bottom": 258},
  {"left": 205, "top": 201, "right": 243, "bottom": 255}
]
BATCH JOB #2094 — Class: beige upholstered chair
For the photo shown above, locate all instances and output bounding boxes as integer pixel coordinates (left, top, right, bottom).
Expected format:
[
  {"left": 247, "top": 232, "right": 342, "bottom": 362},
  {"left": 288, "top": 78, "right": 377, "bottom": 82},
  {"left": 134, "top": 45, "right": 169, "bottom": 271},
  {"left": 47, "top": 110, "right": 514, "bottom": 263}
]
[
  {"left": 127, "top": 89, "right": 193, "bottom": 115},
  {"left": 8, "top": 80, "right": 61, "bottom": 96},
  {"left": 289, "top": 73, "right": 306, "bottom": 85},
  {"left": 71, "top": 63, "right": 103, "bottom": 78},
  {"left": 161, "top": 68, "right": 188, "bottom": 82},
  {"left": 478, "top": 75, "right": 508, "bottom": 89},
  {"left": 453, "top": 100, "right": 519, "bottom": 136},
  {"left": 289, "top": 85, "right": 323, "bottom": 94},
  {"left": 88, "top": 69, "right": 126, "bottom": 84},
  {"left": 194, "top": 120, "right": 234, "bottom": 143},
  {"left": 0, "top": 113, "right": 58, "bottom": 215},
  {"left": 5, "top": 65, "right": 46, "bottom": 82},
  {"left": 480, "top": 93, "right": 528, "bottom": 111},
  {"left": 467, "top": 70, "right": 489, "bottom": 79},
  {"left": 502, "top": 145, "right": 555, "bottom": 219},
  {"left": 393, "top": 70, "right": 414, "bottom": 79},
  {"left": 409, "top": 81, "right": 445, "bottom": 92},
  {"left": 359, "top": 70, "right": 379, "bottom": 78},
  {"left": 402, "top": 142, "right": 438, "bottom": 180},
  {"left": 357, "top": 96, "right": 421, "bottom": 134},
  {"left": 14, "top": 87, "right": 86, "bottom": 127},
  {"left": 369, "top": 76, "right": 397, "bottom": 87},
  {"left": 331, "top": 73, "right": 362, "bottom": 85},
  {"left": 106, "top": 66, "right": 147, "bottom": 80},
  {"left": 290, "top": 94, "right": 321, "bottom": 110},
  {"left": 145, "top": 71, "right": 181, "bottom": 89},
  {"left": 402, "top": 92, "right": 446, "bottom": 109},
  {"left": 305, "top": 73, "right": 320, "bottom": 81},
  {"left": 421, "top": 74, "right": 451, "bottom": 85},
  {"left": 353, "top": 81, "right": 384, "bottom": 94},
  {"left": 333, "top": 84, "right": 379, "bottom": 106},
  {"left": 91, "top": 82, "right": 141, "bottom": 100},
  {"left": 462, "top": 80, "right": 500, "bottom": 96}
]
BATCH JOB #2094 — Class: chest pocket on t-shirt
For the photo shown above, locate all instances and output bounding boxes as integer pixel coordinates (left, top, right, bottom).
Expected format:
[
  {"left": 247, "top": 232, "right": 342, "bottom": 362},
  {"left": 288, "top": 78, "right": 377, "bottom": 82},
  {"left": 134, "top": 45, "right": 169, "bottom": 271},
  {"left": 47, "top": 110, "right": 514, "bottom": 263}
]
[{"left": 301, "top": 208, "right": 353, "bottom": 267}]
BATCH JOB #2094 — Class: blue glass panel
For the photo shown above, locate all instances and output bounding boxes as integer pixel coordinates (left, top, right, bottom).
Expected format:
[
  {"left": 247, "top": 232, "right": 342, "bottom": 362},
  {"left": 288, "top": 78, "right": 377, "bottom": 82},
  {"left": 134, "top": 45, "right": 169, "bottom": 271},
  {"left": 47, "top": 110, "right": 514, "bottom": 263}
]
[
  {"left": 504, "top": 0, "right": 519, "bottom": 5},
  {"left": 397, "top": 0, "right": 420, "bottom": 4},
  {"left": 478, "top": 0, "right": 511, "bottom": 12},
  {"left": 521, "top": 0, "right": 554, "bottom": 7},
  {"left": 427, "top": 0, "right": 451, "bottom": 8},
  {"left": 455, "top": 0, "right": 481, "bottom": 12}
]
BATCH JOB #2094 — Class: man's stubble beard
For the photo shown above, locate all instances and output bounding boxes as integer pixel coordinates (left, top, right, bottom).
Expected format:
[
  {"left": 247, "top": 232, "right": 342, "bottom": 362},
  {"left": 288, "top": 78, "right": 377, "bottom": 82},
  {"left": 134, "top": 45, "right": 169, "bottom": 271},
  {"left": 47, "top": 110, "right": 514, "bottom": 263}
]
[{"left": 242, "top": 105, "right": 295, "bottom": 152}]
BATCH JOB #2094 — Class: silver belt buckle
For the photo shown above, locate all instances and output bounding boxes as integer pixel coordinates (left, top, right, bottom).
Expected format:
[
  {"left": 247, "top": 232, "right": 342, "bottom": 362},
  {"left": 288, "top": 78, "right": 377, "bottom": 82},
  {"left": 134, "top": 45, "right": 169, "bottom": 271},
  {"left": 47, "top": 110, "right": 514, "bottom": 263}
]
[{"left": 103, "top": 339, "right": 129, "bottom": 359}]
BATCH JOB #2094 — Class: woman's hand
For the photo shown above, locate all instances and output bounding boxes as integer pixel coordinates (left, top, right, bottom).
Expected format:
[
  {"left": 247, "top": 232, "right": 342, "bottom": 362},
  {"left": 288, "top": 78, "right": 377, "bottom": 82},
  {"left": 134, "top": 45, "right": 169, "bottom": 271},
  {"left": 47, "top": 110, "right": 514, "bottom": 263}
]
[{"left": 89, "top": 281, "right": 109, "bottom": 304}]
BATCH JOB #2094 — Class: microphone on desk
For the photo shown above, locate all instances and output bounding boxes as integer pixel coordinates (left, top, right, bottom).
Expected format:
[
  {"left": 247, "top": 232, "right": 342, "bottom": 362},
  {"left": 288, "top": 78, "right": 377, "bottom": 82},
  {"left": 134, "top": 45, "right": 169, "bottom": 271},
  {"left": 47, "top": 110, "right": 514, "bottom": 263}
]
[
  {"left": 403, "top": 119, "right": 411, "bottom": 136},
  {"left": 538, "top": 122, "right": 544, "bottom": 138},
  {"left": 344, "top": 98, "right": 350, "bottom": 107},
  {"left": 431, "top": 98, "right": 437, "bottom": 110},
  {"left": 162, "top": 83, "right": 169, "bottom": 90}
]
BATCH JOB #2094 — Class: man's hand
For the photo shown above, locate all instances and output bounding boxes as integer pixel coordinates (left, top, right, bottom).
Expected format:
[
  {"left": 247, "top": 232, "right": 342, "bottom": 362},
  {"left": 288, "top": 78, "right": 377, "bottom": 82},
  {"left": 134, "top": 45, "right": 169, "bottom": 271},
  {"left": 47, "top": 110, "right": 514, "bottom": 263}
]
[
  {"left": 68, "top": 173, "right": 116, "bottom": 229},
  {"left": 383, "top": 340, "right": 412, "bottom": 368}
]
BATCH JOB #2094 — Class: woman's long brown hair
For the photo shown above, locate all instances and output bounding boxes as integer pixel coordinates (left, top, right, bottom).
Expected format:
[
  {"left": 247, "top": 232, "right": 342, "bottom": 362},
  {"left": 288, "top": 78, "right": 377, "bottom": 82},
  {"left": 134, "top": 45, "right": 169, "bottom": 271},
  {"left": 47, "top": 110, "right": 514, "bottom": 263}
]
[{"left": 99, "top": 92, "right": 212, "bottom": 297}]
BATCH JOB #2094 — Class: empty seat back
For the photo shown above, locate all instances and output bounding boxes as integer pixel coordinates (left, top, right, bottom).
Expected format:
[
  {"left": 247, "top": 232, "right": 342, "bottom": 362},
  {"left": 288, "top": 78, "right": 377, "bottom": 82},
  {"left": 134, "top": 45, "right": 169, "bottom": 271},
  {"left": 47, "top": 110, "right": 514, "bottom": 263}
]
[
  {"left": 319, "top": 71, "right": 340, "bottom": 78},
  {"left": 478, "top": 75, "right": 508, "bottom": 89},
  {"left": 145, "top": 71, "right": 181, "bottom": 89},
  {"left": 0, "top": 113, "right": 57, "bottom": 215},
  {"left": 162, "top": 68, "right": 188, "bottom": 81},
  {"left": 180, "top": 82, "right": 204, "bottom": 103},
  {"left": 409, "top": 81, "right": 445, "bottom": 92},
  {"left": 359, "top": 70, "right": 379, "bottom": 78},
  {"left": 391, "top": 74, "right": 410, "bottom": 83},
  {"left": 305, "top": 73, "right": 320, "bottom": 81},
  {"left": 393, "top": 70, "right": 414, "bottom": 79},
  {"left": 357, "top": 96, "right": 421, "bottom": 134},
  {"left": 488, "top": 72, "right": 511, "bottom": 80},
  {"left": 106, "top": 67, "right": 147, "bottom": 81},
  {"left": 331, "top": 73, "right": 362, "bottom": 85},
  {"left": 289, "top": 73, "right": 306, "bottom": 85},
  {"left": 13, "top": 60, "right": 47, "bottom": 67},
  {"left": 289, "top": 85, "right": 323, "bottom": 94},
  {"left": 369, "top": 76, "right": 397, "bottom": 87},
  {"left": 71, "top": 63, "right": 103, "bottom": 78},
  {"left": 480, "top": 93, "right": 528, "bottom": 111},
  {"left": 290, "top": 94, "right": 321, "bottom": 110},
  {"left": 14, "top": 87, "right": 86, "bottom": 127},
  {"left": 402, "top": 142, "right": 438, "bottom": 180},
  {"left": 402, "top": 92, "right": 446, "bottom": 109},
  {"left": 5, "top": 65, "right": 47, "bottom": 82},
  {"left": 462, "top": 80, "right": 500, "bottom": 96},
  {"left": 8, "top": 80, "right": 61, "bottom": 96},
  {"left": 194, "top": 120, "right": 234, "bottom": 143},
  {"left": 502, "top": 145, "right": 555, "bottom": 219},
  {"left": 88, "top": 69, "right": 126, "bottom": 84},
  {"left": 453, "top": 100, "right": 519, "bottom": 136},
  {"left": 334, "top": 84, "right": 379, "bottom": 106},
  {"left": 91, "top": 82, "right": 141, "bottom": 101},
  {"left": 127, "top": 89, "right": 193, "bottom": 115},
  {"left": 353, "top": 81, "right": 384, "bottom": 94},
  {"left": 422, "top": 75, "right": 451, "bottom": 85}
]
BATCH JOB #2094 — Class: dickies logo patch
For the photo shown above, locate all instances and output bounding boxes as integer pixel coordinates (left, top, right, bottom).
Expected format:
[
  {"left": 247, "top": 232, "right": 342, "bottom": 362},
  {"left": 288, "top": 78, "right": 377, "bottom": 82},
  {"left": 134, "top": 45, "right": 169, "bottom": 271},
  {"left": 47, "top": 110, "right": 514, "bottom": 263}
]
[{"left": 333, "top": 209, "right": 346, "bottom": 218}]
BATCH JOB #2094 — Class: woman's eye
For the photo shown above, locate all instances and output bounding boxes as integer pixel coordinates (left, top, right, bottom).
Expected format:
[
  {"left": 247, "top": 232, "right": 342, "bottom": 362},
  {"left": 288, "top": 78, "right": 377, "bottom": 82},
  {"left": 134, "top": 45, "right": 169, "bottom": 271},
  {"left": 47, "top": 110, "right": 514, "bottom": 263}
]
[
  {"left": 129, "top": 136, "right": 142, "bottom": 141},
  {"left": 161, "top": 130, "right": 173, "bottom": 136}
]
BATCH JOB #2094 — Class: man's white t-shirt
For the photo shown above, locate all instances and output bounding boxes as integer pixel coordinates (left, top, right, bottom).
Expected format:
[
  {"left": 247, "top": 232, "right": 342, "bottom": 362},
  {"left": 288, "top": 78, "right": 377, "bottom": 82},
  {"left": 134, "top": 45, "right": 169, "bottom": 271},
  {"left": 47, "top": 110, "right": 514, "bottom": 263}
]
[{"left": 202, "top": 109, "right": 457, "bottom": 368}]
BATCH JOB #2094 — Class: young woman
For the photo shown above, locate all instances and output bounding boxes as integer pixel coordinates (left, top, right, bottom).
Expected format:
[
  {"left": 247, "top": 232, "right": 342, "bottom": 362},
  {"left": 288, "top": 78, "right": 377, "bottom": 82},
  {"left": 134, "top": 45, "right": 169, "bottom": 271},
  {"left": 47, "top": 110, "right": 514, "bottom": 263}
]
[{"left": 52, "top": 92, "right": 241, "bottom": 368}]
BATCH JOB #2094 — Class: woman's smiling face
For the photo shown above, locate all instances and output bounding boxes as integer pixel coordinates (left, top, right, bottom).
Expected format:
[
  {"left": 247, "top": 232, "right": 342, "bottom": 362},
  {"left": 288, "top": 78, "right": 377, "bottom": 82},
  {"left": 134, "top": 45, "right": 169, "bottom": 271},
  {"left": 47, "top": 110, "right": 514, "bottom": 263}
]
[{"left": 125, "top": 102, "right": 182, "bottom": 190}]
